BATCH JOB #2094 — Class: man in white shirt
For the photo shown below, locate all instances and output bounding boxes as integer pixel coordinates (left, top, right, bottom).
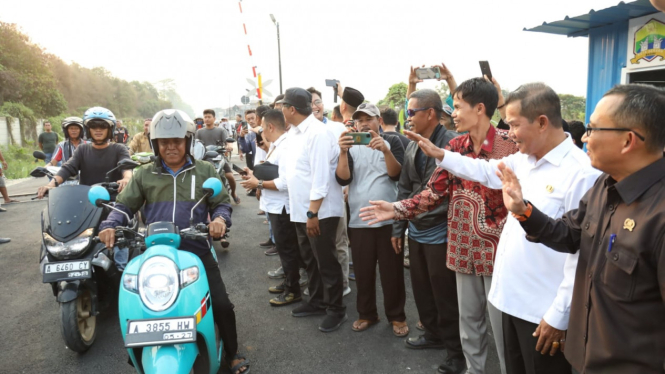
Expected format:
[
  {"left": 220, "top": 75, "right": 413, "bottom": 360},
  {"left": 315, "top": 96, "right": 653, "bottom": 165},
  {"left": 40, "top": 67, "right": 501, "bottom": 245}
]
[
  {"left": 308, "top": 86, "right": 351, "bottom": 296},
  {"left": 281, "top": 87, "right": 347, "bottom": 332},
  {"left": 241, "top": 109, "right": 303, "bottom": 306},
  {"left": 409, "top": 83, "right": 601, "bottom": 373}
]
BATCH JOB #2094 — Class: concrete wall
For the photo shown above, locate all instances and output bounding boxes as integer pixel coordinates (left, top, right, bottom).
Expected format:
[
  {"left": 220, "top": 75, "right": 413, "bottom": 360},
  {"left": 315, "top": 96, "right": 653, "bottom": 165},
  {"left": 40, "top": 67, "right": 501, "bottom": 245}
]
[{"left": 0, "top": 117, "right": 44, "bottom": 147}]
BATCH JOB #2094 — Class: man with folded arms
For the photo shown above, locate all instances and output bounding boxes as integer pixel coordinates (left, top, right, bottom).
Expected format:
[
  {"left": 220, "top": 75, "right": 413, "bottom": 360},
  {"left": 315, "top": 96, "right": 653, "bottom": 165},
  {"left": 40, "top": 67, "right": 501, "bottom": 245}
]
[
  {"left": 281, "top": 87, "right": 347, "bottom": 332},
  {"left": 336, "top": 103, "right": 406, "bottom": 335},
  {"left": 409, "top": 82, "right": 600, "bottom": 374},
  {"left": 362, "top": 78, "right": 517, "bottom": 374},
  {"left": 498, "top": 84, "right": 665, "bottom": 374}
]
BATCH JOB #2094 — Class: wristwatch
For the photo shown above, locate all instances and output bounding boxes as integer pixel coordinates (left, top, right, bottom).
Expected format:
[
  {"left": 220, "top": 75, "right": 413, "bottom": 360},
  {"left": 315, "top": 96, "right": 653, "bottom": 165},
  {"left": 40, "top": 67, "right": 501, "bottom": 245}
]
[
  {"left": 306, "top": 211, "right": 318, "bottom": 219},
  {"left": 511, "top": 200, "right": 533, "bottom": 222},
  {"left": 257, "top": 180, "right": 264, "bottom": 190}
]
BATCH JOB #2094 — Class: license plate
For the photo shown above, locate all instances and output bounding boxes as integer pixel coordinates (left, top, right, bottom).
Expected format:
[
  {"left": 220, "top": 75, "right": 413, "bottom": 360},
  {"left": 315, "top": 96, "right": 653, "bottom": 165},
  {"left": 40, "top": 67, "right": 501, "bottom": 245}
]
[
  {"left": 42, "top": 260, "right": 92, "bottom": 283},
  {"left": 125, "top": 317, "right": 196, "bottom": 348}
]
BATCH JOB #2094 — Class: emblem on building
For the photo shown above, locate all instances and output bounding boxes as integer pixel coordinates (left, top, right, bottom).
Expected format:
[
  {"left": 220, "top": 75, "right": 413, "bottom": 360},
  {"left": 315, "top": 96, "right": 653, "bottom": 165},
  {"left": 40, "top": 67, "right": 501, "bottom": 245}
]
[{"left": 630, "top": 18, "right": 665, "bottom": 64}]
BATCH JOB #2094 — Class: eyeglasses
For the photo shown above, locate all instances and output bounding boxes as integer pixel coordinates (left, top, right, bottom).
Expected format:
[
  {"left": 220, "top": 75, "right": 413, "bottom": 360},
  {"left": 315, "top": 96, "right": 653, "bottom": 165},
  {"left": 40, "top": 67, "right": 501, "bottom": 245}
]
[
  {"left": 311, "top": 100, "right": 322, "bottom": 106},
  {"left": 585, "top": 125, "right": 645, "bottom": 141},
  {"left": 406, "top": 108, "right": 437, "bottom": 117}
]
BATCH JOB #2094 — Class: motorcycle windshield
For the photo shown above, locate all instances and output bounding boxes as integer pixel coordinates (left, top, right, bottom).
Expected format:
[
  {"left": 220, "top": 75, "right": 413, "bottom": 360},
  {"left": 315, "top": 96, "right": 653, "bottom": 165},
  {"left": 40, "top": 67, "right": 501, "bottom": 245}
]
[{"left": 46, "top": 185, "right": 104, "bottom": 242}]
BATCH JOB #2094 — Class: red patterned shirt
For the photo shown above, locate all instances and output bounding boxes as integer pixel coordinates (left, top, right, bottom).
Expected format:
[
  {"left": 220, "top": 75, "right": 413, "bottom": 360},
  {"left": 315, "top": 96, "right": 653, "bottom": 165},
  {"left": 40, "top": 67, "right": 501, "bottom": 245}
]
[{"left": 394, "top": 126, "right": 518, "bottom": 276}]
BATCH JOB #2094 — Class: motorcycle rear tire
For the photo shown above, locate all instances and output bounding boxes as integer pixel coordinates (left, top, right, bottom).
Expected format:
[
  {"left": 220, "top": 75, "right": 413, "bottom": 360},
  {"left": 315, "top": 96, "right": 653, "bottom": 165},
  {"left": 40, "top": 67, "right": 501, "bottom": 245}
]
[{"left": 60, "top": 287, "right": 96, "bottom": 353}]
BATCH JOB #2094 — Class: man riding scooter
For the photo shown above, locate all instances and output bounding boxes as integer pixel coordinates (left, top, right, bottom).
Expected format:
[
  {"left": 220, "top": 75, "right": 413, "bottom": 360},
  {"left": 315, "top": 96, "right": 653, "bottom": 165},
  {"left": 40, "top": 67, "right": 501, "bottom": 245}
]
[
  {"left": 97, "top": 109, "right": 250, "bottom": 374},
  {"left": 49, "top": 116, "right": 88, "bottom": 166}
]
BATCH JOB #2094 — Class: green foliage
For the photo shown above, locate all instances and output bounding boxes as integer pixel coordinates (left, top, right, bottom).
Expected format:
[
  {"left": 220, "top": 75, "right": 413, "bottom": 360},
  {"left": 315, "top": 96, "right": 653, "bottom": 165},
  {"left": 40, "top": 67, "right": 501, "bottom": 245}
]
[
  {"left": 558, "top": 94, "right": 586, "bottom": 122},
  {"left": 377, "top": 83, "right": 408, "bottom": 110},
  {"left": 0, "top": 144, "right": 38, "bottom": 179}
]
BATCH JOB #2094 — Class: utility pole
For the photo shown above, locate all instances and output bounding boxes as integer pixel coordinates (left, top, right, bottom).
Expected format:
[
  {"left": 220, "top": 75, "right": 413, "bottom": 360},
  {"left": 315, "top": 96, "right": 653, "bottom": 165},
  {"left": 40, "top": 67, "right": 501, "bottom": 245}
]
[{"left": 270, "top": 14, "right": 283, "bottom": 95}]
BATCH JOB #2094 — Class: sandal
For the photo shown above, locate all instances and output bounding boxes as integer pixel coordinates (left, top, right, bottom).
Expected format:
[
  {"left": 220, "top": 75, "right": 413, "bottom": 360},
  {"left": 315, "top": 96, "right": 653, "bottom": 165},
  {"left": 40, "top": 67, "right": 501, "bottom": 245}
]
[
  {"left": 392, "top": 321, "right": 409, "bottom": 337},
  {"left": 416, "top": 320, "right": 424, "bottom": 331},
  {"left": 351, "top": 318, "right": 380, "bottom": 332},
  {"left": 229, "top": 353, "right": 250, "bottom": 374}
]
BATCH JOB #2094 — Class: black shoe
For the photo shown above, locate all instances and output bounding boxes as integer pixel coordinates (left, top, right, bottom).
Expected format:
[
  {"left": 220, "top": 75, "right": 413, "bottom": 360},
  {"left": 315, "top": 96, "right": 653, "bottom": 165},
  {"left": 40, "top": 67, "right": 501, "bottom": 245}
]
[
  {"left": 269, "top": 283, "right": 285, "bottom": 294},
  {"left": 437, "top": 358, "right": 466, "bottom": 374},
  {"left": 349, "top": 272, "right": 356, "bottom": 281},
  {"left": 291, "top": 303, "right": 326, "bottom": 317},
  {"left": 270, "top": 292, "right": 302, "bottom": 307},
  {"left": 0, "top": 238, "right": 10, "bottom": 244},
  {"left": 319, "top": 313, "right": 348, "bottom": 332},
  {"left": 264, "top": 246, "right": 278, "bottom": 256},
  {"left": 405, "top": 335, "right": 446, "bottom": 350},
  {"left": 260, "top": 238, "right": 274, "bottom": 247},
  {"left": 0, "top": 207, "right": 6, "bottom": 212}
]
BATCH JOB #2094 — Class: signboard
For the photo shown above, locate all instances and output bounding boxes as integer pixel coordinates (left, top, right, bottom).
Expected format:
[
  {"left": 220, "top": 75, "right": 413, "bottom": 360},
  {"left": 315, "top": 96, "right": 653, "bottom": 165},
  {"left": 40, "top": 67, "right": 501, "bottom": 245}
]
[{"left": 626, "top": 12, "right": 665, "bottom": 71}]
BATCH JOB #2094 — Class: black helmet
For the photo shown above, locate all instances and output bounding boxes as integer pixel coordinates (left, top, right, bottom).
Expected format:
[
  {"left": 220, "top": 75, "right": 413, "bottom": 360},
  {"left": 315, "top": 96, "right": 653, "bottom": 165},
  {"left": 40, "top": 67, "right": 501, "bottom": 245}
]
[{"left": 61, "top": 117, "right": 84, "bottom": 140}]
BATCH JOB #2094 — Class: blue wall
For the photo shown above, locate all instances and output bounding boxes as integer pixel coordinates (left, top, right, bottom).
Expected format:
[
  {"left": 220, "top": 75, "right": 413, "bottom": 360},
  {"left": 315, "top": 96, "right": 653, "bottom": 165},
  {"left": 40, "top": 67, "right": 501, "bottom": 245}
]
[{"left": 585, "top": 22, "right": 629, "bottom": 123}]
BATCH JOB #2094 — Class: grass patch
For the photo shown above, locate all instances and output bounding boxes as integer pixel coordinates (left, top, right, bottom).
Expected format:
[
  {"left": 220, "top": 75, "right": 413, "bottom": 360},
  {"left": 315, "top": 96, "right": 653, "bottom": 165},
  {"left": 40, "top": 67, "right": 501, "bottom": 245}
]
[{"left": 1, "top": 144, "right": 41, "bottom": 180}]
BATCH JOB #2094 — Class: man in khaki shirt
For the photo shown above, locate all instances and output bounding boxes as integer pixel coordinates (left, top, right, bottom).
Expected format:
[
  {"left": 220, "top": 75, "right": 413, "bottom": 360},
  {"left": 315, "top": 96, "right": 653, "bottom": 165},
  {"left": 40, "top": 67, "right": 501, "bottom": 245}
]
[{"left": 128, "top": 118, "right": 153, "bottom": 155}]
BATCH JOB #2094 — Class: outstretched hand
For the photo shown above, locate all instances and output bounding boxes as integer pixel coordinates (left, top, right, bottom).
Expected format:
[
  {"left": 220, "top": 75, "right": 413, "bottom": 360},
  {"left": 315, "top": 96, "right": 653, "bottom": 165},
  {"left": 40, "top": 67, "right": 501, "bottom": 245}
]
[
  {"left": 359, "top": 200, "right": 395, "bottom": 225},
  {"left": 495, "top": 162, "right": 526, "bottom": 215},
  {"left": 404, "top": 130, "right": 445, "bottom": 160}
]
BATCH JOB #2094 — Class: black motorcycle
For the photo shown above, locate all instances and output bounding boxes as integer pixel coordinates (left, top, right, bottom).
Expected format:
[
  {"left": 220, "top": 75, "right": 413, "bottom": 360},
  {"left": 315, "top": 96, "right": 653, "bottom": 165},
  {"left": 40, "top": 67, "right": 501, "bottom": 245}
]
[{"left": 32, "top": 158, "right": 139, "bottom": 353}]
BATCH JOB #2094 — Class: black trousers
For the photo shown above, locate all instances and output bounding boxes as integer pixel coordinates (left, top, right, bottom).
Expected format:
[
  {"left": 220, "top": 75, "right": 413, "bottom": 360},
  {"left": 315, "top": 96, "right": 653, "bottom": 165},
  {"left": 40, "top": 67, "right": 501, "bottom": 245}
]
[
  {"left": 348, "top": 226, "right": 406, "bottom": 322},
  {"left": 268, "top": 208, "right": 301, "bottom": 295},
  {"left": 502, "top": 312, "right": 571, "bottom": 374},
  {"left": 245, "top": 153, "right": 254, "bottom": 171},
  {"left": 200, "top": 252, "right": 238, "bottom": 358},
  {"left": 408, "top": 239, "right": 463, "bottom": 361},
  {"left": 295, "top": 217, "right": 346, "bottom": 317}
]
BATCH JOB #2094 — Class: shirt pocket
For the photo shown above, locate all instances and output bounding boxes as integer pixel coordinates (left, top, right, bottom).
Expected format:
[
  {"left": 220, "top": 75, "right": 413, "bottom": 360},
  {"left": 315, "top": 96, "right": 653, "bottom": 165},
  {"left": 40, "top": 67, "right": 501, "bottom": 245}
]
[{"left": 601, "top": 243, "right": 638, "bottom": 302}]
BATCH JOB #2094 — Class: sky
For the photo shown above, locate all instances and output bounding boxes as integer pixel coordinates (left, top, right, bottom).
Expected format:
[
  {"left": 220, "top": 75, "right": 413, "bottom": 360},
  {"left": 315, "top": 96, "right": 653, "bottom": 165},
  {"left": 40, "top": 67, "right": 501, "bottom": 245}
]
[{"left": 1, "top": 0, "right": 624, "bottom": 115}]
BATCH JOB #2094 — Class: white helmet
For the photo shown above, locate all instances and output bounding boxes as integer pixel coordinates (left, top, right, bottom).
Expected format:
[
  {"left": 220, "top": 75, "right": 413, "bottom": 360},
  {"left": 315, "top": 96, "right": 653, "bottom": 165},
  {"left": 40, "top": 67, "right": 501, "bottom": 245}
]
[{"left": 149, "top": 109, "right": 196, "bottom": 157}]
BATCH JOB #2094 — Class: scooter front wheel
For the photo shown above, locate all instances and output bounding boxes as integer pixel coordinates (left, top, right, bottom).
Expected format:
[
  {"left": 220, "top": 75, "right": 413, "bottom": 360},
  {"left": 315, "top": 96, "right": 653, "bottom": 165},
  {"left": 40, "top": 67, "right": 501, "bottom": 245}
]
[{"left": 60, "top": 287, "right": 96, "bottom": 353}]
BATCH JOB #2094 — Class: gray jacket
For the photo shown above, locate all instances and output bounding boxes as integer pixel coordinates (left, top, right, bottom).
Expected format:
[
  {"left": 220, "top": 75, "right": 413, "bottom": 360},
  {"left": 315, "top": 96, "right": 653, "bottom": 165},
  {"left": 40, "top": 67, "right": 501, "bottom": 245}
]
[{"left": 392, "top": 125, "right": 458, "bottom": 238}]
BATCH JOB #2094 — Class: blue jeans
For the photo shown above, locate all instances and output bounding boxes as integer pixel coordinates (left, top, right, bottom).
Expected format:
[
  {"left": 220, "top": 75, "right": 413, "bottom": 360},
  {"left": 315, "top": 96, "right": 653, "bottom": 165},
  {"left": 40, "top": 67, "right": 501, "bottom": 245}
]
[
  {"left": 114, "top": 246, "right": 128, "bottom": 271},
  {"left": 44, "top": 152, "right": 53, "bottom": 164}
]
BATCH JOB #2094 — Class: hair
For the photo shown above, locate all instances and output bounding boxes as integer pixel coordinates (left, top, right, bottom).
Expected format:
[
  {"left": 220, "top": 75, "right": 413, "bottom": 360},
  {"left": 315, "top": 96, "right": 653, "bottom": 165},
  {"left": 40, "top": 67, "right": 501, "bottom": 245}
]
[
  {"left": 333, "top": 105, "right": 342, "bottom": 120},
  {"left": 262, "top": 109, "right": 287, "bottom": 131},
  {"left": 144, "top": 118, "right": 152, "bottom": 122},
  {"left": 409, "top": 89, "right": 443, "bottom": 120},
  {"left": 284, "top": 103, "right": 313, "bottom": 117},
  {"left": 44, "top": 121, "right": 51, "bottom": 125},
  {"left": 380, "top": 108, "right": 398, "bottom": 126},
  {"left": 255, "top": 105, "right": 270, "bottom": 119},
  {"left": 307, "top": 87, "right": 322, "bottom": 100},
  {"left": 203, "top": 109, "right": 215, "bottom": 117},
  {"left": 244, "top": 109, "right": 256, "bottom": 117},
  {"left": 603, "top": 84, "right": 665, "bottom": 153},
  {"left": 453, "top": 78, "right": 499, "bottom": 118},
  {"left": 567, "top": 120, "right": 585, "bottom": 149},
  {"left": 236, "top": 113, "right": 242, "bottom": 119},
  {"left": 116, "top": 119, "right": 123, "bottom": 124},
  {"left": 505, "top": 83, "right": 562, "bottom": 128}
]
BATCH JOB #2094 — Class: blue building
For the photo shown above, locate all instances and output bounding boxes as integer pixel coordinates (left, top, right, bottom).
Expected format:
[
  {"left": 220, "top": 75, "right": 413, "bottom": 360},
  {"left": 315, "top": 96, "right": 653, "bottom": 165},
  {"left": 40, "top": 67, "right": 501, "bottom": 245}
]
[{"left": 526, "top": 0, "right": 663, "bottom": 122}]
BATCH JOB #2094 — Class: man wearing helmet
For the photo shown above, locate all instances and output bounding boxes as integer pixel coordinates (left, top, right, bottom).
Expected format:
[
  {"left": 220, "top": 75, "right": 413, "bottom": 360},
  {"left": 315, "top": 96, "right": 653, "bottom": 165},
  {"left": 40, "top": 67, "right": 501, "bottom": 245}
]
[
  {"left": 36, "top": 107, "right": 132, "bottom": 198},
  {"left": 97, "top": 109, "right": 249, "bottom": 374},
  {"left": 49, "top": 117, "right": 88, "bottom": 166}
]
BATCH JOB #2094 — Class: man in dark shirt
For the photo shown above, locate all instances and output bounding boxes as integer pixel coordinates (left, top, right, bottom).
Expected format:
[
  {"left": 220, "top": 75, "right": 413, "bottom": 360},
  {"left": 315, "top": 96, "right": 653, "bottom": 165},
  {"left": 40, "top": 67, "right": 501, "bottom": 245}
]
[
  {"left": 38, "top": 121, "right": 60, "bottom": 164},
  {"left": 380, "top": 107, "right": 410, "bottom": 150},
  {"left": 37, "top": 107, "right": 132, "bottom": 198},
  {"left": 113, "top": 119, "right": 129, "bottom": 144},
  {"left": 497, "top": 84, "right": 665, "bottom": 374}
]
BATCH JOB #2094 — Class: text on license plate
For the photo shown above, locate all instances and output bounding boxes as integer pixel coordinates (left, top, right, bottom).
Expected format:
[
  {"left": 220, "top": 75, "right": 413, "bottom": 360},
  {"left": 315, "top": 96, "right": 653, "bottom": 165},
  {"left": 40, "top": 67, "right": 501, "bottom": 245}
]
[
  {"left": 128, "top": 318, "right": 195, "bottom": 334},
  {"left": 45, "top": 261, "right": 90, "bottom": 274}
]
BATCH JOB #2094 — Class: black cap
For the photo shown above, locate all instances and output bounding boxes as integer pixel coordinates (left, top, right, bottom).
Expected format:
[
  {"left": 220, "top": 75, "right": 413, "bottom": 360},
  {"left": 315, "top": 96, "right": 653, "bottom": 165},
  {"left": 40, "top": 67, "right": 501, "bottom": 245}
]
[
  {"left": 282, "top": 88, "right": 312, "bottom": 110},
  {"left": 342, "top": 87, "right": 364, "bottom": 108},
  {"left": 273, "top": 94, "right": 285, "bottom": 104}
]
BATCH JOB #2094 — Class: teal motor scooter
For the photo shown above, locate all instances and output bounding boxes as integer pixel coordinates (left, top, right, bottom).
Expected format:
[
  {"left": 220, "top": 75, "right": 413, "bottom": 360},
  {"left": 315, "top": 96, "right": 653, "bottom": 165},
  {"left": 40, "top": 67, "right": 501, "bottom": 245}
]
[{"left": 88, "top": 178, "right": 224, "bottom": 374}]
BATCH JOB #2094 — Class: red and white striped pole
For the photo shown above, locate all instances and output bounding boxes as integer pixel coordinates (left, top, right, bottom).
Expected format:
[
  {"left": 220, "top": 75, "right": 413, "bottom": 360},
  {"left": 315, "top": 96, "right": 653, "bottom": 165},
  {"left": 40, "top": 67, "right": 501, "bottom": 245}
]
[{"left": 238, "top": 0, "right": 262, "bottom": 100}]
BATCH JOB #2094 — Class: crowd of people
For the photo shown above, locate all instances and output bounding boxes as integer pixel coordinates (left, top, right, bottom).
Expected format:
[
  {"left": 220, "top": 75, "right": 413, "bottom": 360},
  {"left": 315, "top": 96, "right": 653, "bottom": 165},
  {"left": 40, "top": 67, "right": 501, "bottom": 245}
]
[{"left": 2, "top": 59, "right": 661, "bottom": 374}]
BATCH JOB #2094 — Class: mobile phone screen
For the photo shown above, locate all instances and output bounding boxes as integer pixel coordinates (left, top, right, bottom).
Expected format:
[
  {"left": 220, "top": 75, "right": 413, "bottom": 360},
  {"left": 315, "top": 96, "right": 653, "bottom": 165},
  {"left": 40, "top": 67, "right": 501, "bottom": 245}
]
[{"left": 415, "top": 67, "right": 441, "bottom": 80}]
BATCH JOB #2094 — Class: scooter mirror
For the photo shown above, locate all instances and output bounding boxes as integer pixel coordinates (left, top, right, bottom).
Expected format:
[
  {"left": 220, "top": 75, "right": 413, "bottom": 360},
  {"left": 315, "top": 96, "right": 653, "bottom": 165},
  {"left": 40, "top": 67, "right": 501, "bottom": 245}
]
[
  {"left": 33, "top": 150, "right": 47, "bottom": 160},
  {"left": 117, "top": 158, "right": 140, "bottom": 169},
  {"left": 30, "top": 167, "right": 48, "bottom": 178},
  {"left": 225, "top": 137, "right": 236, "bottom": 143},
  {"left": 202, "top": 177, "right": 223, "bottom": 197},
  {"left": 88, "top": 185, "right": 111, "bottom": 207}
]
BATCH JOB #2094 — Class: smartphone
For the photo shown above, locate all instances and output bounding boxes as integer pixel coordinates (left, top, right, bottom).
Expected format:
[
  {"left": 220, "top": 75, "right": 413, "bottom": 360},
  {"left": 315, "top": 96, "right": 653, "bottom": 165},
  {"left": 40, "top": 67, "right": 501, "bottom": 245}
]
[
  {"left": 415, "top": 67, "right": 441, "bottom": 80},
  {"left": 479, "top": 61, "right": 492, "bottom": 81},
  {"left": 232, "top": 163, "right": 248, "bottom": 176},
  {"left": 347, "top": 132, "right": 372, "bottom": 146},
  {"left": 326, "top": 79, "right": 339, "bottom": 103},
  {"left": 241, "top": 121, "right": 248, "bottom": 130}
]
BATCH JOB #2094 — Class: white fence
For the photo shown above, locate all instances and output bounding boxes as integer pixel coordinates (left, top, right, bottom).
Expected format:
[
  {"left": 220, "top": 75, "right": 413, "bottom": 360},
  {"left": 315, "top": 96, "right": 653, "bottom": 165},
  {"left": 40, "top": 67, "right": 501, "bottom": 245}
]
[{"left": 0, "top": 117, "right": 44, "bottom": 147}]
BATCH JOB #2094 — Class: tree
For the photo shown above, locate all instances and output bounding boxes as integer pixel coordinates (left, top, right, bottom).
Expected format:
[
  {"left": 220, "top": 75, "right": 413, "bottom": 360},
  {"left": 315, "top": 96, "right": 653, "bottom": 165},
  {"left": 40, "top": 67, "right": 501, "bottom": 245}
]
[
  {"left": 558, "top": 94, "right": 586, "bottom": 122},
  {"left": 377, "top": 83, "right": 408, "bottom": 109}
]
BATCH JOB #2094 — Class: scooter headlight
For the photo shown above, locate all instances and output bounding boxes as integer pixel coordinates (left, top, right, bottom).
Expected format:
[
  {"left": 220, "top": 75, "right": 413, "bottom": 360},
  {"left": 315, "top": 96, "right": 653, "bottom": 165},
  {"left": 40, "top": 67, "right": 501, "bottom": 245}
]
[
  {"left": 180, "top": 266, "right": 199, "bottom": 288},
  {"left": 43, "top": 228, "right": 93, "bottom": 259},
  {"left": 138, "top": 256, "right": 179, "bottom": 311},
  {"left": 123, "top": 274, "right": 138, "bottom": 293}
]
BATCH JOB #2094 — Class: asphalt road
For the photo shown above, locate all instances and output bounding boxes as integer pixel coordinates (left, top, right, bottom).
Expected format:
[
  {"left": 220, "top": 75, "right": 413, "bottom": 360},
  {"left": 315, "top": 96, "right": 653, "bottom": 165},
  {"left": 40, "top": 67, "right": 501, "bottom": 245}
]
[{"left": 0, "top": 170, "right": 501, "bottom": 374}]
